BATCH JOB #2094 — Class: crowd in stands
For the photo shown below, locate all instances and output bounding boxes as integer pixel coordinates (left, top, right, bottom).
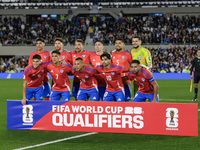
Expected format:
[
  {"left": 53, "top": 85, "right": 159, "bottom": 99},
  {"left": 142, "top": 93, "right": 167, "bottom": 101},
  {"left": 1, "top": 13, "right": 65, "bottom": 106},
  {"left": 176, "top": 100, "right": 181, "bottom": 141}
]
[
  {"left": 0, "top": 46, "right": 198, "bottom": 73},
  {"left": 92, "top": 15, "right": 200, "bottom": 45},
  {"left": 1, "top": 14, "right": 199, "bottom": 46},
  {"left": 0, "top": 16, "right": 87, "bottom": 46},
  {"left": 0, "top": 56, "right": 29, "bottom": 73}
]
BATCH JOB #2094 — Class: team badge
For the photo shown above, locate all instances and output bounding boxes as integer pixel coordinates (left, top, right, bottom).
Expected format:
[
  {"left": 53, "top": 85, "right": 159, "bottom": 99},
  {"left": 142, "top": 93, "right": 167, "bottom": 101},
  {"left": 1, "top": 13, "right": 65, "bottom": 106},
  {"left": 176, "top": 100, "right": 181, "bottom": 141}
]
[
  {"left": 38, "top": 74, "right": 41, "bottom": 77},
  {"left": 62, "top": 56, "right": 65, "bottom": 59},
  {"left": 121, "top": 56, "right": 125, "bottom": 59},
  {"left": 111, "top": 72, "right": 115, "bottom": 75},
  {"left": 44, "top": 55, "right": 47, "bottom": 59},
  {"left": 41, "top": 69, "right": 44, "bottom": 72},
  {"left": 60, "top": 69, "right": 64, "bottom": 73},
  {"left": 82, "top": 54, "right": 86, "bottom": 58},
  {"left": 141, "top": 78, "right": 145, "bottom": 82},
  {"left": 85, "top": 75, "right": 89, "bottom": 78},
  {"left": 138, "top": 56, "right": 141, "bottom": 60},
  {"left": 149, "top": 57, "right": 151, "bottom": 61}
]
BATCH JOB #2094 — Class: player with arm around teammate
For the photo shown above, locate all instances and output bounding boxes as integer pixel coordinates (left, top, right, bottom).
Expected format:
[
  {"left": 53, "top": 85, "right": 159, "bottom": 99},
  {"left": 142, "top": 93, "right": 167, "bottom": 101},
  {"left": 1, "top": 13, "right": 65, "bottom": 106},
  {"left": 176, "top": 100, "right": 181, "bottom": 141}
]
[
  {"left": 47, "top": 50, "right": 72, "bottom": 101},
  {"left": 128, "top": 60, "right": 159, "bottom": 102},
  {"left": 72, "top": 57, "right": 100, "bottom": 101},
  {"left": 22, "top": 54, "right": 48, "bottom": 105},
  {"left": 95, "top": 52, "right": 129, "bottom": 102}
]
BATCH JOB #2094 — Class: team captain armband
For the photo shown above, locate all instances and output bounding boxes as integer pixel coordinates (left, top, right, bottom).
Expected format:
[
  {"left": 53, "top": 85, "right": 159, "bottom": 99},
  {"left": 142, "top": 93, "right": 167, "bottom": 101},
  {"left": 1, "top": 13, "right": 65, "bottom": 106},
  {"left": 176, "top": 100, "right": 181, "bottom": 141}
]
[{"left": 149, "top": 77, "right": 155, "bottom": 83}]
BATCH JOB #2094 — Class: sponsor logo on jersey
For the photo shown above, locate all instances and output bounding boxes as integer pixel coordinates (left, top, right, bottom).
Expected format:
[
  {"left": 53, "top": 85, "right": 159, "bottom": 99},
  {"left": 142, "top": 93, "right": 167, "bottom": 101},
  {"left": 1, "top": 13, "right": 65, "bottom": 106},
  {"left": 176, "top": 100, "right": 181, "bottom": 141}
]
[
  {"left": 51, "top": 70, "right": 54, "bottom": 72},
  {"left": 62, "top": 56, "right": 65, "bottom": 59},
  {"left": 38, "top": 74, "right": 41, "bottom": 77},
  {"left": 60, "top": 69, "right": 64, "bottom": 73},
  {"left": 76, "top": 75, "right": 79, "bottom": 78},
  {"left": 73, "top": 55, "right": 76, "bottom": 57},
  {"left": 44, "top": 55, "right": 47, "bottom": 59},
  {"left": 93, "top": 59, "right": 95, "bottom": 61},
  {"left": 102, "top": 72, "right": 105, "bottom": 75},
  {"left": 113, "top": 56, "right": 115, "bottom": 59},
  {"left": 121, "top": 56, "right": 125, "bottom": 59},
  {"left": 82, "top": 54, "right": 86, "bottom": 58},
  {"left": 32, "top": 74, "right": 35, "bottom": 76},
  {"left": 85, "top": 75, "right": 89, "bottom": 78},
  {"left": 111, "top": 72, "right": 115, "bottom": 75}
]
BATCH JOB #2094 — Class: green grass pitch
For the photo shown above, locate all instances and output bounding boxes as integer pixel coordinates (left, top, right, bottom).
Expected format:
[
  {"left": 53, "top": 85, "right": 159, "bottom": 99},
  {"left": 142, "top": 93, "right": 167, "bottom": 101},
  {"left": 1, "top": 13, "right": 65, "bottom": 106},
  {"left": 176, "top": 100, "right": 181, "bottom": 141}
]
[{"left": 0, "top": 79, "right": 199, "bottom": 150}]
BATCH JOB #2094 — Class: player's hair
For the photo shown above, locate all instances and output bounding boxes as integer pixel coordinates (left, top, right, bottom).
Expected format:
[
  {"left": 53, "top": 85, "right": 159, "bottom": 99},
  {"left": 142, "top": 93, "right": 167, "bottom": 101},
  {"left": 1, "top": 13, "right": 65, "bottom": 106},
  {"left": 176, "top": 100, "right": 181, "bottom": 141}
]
[
  {"left": 54, "top": 37, "right": 63, "bottom": 43},
  {"left": 75, "top": 39, "right": 84, "bottom": 44},
  {"left": 36, "top": 38, "right": 45, "bottom": 43},
  {"left": 131, "top": 60, "right": 140, "bottom": 65},
  {"left": 51, "top": 50, "right": 61, "bottom": 55},
  {"left": 33, "top": 54, "right": 41, "bottom": 60},
  {"left": 95, "top": 40, "right": 104, "bottom": 45},
  {"left": 115, "top": 38, "right": 124, "bottom": 43},
  {"left": 100, "top": 52, "right": 111, "bottom": 60},
  {"left": 75, "top": 57, "right": 83, "bottom": 61},
  {"left": 132, "top": 36, "right": 141, "bottom": 41}
]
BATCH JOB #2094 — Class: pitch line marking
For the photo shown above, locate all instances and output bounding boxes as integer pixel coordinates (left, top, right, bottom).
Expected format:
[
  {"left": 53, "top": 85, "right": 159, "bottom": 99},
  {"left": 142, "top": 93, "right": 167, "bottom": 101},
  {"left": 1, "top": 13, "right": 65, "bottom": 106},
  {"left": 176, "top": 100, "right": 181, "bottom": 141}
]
[{"left": 13, "top": 132, "right": 97, "bottom": 150}]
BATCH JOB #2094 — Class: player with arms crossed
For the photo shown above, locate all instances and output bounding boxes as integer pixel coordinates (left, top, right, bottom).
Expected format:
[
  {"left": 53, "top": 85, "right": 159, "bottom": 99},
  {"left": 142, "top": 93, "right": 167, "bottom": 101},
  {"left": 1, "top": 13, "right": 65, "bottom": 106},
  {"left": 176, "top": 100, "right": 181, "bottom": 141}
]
[
  {"left": 112, "top": 39, "right": 132, "bottom": 101},
  {"left": 95, "top": 52, "right": 129, "bottom": 102},
  {"left": 190, "top": 49, "right": 200, "bottom": 101},
  {"left": 89, "top": 40, "right": 106, "bottom": 100},
  {"left": 47, "top": 50, "right": 72, "bottom": 101},
  {"left": 72, "top": 57, "right": 99, "bottom": 101},
  {"left": 22, "top": 54, "right": 48, "bottom": 105},
  {"left": 69, "top": 39, "right": 93, "bottom": 99},
  {"left": 128, "top": 60, "right": 159, "bottom": 102},
  {"left": 29, "top": 38, "right": 51, "bottom": 100}
]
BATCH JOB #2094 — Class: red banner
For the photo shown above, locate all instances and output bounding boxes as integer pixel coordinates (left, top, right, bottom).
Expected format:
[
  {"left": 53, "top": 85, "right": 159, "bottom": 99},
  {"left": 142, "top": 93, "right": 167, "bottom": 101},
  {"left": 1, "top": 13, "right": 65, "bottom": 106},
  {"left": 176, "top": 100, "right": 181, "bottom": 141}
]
[{"left": 30, "top": 101, "right": 198, "bottom": 136}]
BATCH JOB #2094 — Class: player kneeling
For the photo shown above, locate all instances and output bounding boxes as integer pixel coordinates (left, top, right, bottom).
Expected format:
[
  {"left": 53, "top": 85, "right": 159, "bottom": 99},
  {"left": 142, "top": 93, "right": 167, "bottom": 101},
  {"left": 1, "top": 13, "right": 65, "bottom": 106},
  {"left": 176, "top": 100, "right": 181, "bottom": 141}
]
[
  {"left": 128, "top": 60, "right": 159, "bottom": 102},
  {"left": 73, "top": 57, "right": 100, "bottom": 101}
]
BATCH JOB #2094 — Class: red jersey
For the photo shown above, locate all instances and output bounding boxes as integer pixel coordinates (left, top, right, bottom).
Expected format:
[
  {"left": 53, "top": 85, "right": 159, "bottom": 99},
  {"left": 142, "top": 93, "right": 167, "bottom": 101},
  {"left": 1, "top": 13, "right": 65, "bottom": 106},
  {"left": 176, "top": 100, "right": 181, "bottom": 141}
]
[
  {"left": 95, "top": 64, "right": 126, "bottom": 92},
  {"left": 89, "top": 53, "right": 106, "bottom": 87},
  {"left": 47, "top": 62, "right": 72, "bottom": 92},
  {"left": 50, "top": 50, "right": 72, "bottom": 64},
  {"left": 29, "top": 50, "right": 51, "bottom": 82},
  {"left": 70, "top": 50, "right": 94, "bottom": 82},
  {"left": 23, "top": 62, "right": 48, "bottom": 88},
  {"left": 128, "top": 68, "right": 155, "bottom": 94},
  {"left": 112, "top": 50, "right": 132, "bottom": 84},
  {"left": 72, "top": 65, "right": 98, "bottom": 89}
]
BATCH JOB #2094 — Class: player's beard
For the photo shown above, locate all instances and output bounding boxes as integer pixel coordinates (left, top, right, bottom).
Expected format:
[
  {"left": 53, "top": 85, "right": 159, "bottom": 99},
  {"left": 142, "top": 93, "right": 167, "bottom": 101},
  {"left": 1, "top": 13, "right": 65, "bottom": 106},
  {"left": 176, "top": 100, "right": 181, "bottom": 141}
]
[
  {"left": 133, "top": 70, "right": 139, "bottom": 75},
  {"left": 133, "top": 45, "right": 139, "bottom": 49}
]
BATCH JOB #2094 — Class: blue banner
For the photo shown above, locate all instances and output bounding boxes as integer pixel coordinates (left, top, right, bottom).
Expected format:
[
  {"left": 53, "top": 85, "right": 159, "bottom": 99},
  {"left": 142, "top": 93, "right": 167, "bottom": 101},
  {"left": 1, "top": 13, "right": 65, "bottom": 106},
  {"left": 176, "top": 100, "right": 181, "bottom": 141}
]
[{"left": 0, "top": 73, "right": 190, "bottom": 79}]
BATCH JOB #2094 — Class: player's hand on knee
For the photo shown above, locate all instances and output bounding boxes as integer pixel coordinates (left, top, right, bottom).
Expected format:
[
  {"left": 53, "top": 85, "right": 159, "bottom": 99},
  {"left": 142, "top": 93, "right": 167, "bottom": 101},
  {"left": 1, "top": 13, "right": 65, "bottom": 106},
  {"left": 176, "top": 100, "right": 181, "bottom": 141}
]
[
  {"left": 152, "top": 99, "right": 157, "bottom": 103},
  {"left": 21, "top": 99, "right": 28, "bottom": 105}
]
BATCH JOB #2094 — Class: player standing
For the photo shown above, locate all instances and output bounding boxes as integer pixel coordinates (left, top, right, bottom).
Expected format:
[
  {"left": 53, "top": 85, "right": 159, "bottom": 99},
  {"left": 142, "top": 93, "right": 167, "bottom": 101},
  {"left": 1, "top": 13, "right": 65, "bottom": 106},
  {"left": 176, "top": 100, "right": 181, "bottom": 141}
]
[
  {"left": 128, "top": 60, "right": 159, "bottom": 102},
  {"left": 112, "top": 39, "right": 132, "bottom": 101},
  {"left": 89, "top": 40, "right": 106, "bottom": 100},
  {"left": 95, "top": 52, "right": 128, "bottom": 102},
  {"left": 131, "top": 37, "right": 153, "bottom": 96},
  {"left": 47, "top": 50, "right": 72, "bottom": 101},
  {"left": 22, "top": 54, "right": 48, "bottom": 105},
  {"left": 54, "top": 38, "right": 72, "bottom": 64},
  {"left": 72, "top": 57, "right": 99, "bottom": 101},
  {"left": 69, "top": 39, "right": 93, "bottom": 99},
  {"left": 29, "top": 38, "right": 51, "bottom": 100},
  {"left": 190, "top": 49, "right": 200, "bottom": 101}
]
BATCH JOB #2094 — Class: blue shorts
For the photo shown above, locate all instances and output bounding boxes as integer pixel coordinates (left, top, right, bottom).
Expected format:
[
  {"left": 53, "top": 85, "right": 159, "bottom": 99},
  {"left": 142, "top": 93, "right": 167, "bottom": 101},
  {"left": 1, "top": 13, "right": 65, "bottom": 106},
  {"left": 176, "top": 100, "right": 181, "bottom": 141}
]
[
  {"left": 50, "top": 91, "right": 70, "bottom": 101},
  {"left": 43, "top": 81, "right": 51, "bottom": 98},
  {"left": 98, "top": 86, "right": 106, "bottom": 101},
  {"left": 77, "top": 88, "right": 100, "bottom": 101},
  {"left": 133, "top": 92, "right": 159, "bottom": 102},
  {"left": 72, "top": 82, "right": 80, "bottom": 97},
  {"left": 103, "top": 90, "right": 125, "bottom": 102},
  {"left": 124, "top": 83, "right": 131, "bottom": 101},
  {"left": 26, "top": 86, "right": 44, "bottom": 100}
]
